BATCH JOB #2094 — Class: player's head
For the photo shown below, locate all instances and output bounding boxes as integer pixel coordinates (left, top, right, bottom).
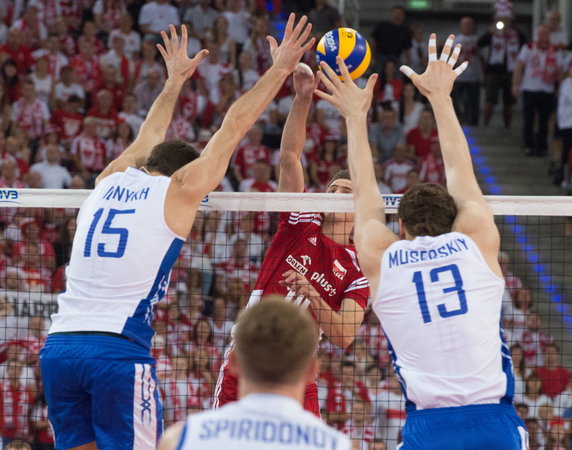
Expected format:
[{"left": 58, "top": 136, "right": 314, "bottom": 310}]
[
  {"left": 232, "top": 300, "right": 319, "bottom": 388},
  {"left": 397, "top": 183, "right": 457, "bottom": 238},
  {"left": 142, "top": 140, "right": 199, "bottom": 177},
  {"left": 325, "top": 169, "right": 352, "bottom": 194}
]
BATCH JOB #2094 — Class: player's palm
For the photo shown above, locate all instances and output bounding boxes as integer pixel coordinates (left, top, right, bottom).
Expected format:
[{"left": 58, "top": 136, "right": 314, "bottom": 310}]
[
  {"left": 293, "top": 63, "right": 318, "bottom": 99},
  {"left": 268, "top": 14, "right": 315, "bottom": 74},
  {"left": 158, "top": 24, "right": 209, "bottom": 81},
  {"left": 400, "top": 33, "right": 468, "bottom": 100}
]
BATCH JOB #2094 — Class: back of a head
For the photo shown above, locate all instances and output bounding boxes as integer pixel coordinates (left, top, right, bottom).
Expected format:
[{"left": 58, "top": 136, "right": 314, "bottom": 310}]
[
  {"left": 397, "top": 183, "right": 458, "bottom": 237},
  {"left": 143, "top": 140, "right": 200, "bottom": 177},
  {"left": 234, "top": 300, "right": 318, "bottom": 385},
  {"left": 5, "top": 441, "right": 32, "bottom": 450}
]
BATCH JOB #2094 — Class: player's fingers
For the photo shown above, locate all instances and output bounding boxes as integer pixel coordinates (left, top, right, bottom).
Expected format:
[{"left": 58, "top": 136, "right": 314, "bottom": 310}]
[
  {"left": 292, "top": 15, "right": 308, "bottom": 41},
  {"left": 313, "top": 71, "right": 322, "bottom": 89},
  {"left": 447, "top": 44, "right": 461, "bottom": 67},
  {"left": 283, "top": 12, "right": 295, "bottom": 40},
  {"left": 336, "top": 56, "right": 352, "bottom": 83},
  {"left": 314, "top": 88, "right": 337, "bottom": 105},
  {"left": 319, "top": 61, "right": 341, "bottom": 89},
  {"left": 180, "top": 24, "right": 188, "bottom": 51},
  {"left": 193, "top": 49, "right": 209, "bottom": 65},
  {"left": 301, "top": 36, "right": 316, "bottom": 54},
  {"left": 365, "top": 73, "right": 378, "bottom": 94},
  {"left": 156, "top": 44, "right": 168, "bottom": 61},
  {"left": 169, "top": 24, "right": 179, "bottom": 49},
  {"left": 439, "top": 34, "right": 455, "bottom": 62},
  {"left": 161, "top": 30, "right": 171, "bottom": 54},
  {"left": 267, "top": 36, "right": 278, "bottom": 54},
  {"left": 399, "top": 65, "right": 418, "bottom": 81},
  {"left": 428, "top": 33, "right": 437, "bottom": 62},
  {"left": 454, "top": 61, "right": 469, "bottom": 76},
  {"left": 296, "top": 22, "right": 312, "bottom": 47}
]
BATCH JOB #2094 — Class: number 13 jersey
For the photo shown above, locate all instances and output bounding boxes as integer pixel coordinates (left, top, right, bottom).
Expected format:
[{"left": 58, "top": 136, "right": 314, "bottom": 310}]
[
  {"left": 49, "top": 167, "right": 185, "bottom": 349},
  {"left": 373, "top": 232, "right": 513, "bottom": 411}
]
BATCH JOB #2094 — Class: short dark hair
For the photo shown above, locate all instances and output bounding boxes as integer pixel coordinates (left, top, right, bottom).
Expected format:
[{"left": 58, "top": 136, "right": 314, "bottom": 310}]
[
  {"left": 326, "top": 169, "right": 351, "bottom": 189},
  {"left": 235, "top": 299, "right": 318, "bottom": 385},
  {"left": 142, "top": 140, "right": 199, "bottom": 176},
  {"left": 397, "top": 183, "right": 457, "bottom": 237}
]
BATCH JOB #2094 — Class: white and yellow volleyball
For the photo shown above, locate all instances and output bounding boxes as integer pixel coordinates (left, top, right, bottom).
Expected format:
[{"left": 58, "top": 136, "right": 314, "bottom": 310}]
[{"left": 316, "top": 28, "right": 371, "bottom": 80}]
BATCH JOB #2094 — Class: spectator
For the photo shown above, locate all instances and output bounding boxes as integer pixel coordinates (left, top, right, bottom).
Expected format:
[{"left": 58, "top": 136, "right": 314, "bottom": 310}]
[
  {"left": 316, "top": 88, "right": 342, "bottom": 134},
  {"left": 87, "top": 89, "right": 119, "bottom": 140},
  {"left": 30, "top": 144, "right": 72, "bottom": 189},
  {"left": 12, "top": 217, "right": 55, "bottom": 271},
  {"left": 309, "top": 133, "right": 342, "bottom": 189},
  {"left": 118, "top": 93, "right": 144, "bottom": 137},
  {"left": 69, "top": 116, "right": 107, "bottom": 181},
  {"left": 209, "top": 296, "right": 233, "bottom": 349},
  {"left": 406, "top": 108, "right": 437, "bottom": 159},
  {"left": 375, "top": 60, "right": 403, "bottom": 105},
  {"left": 95, "top": 64, "right": 125, "bottom": 111},
  {"left": 52, "top": 66, "right": 85, "bottom": 110},
  {"left": 10, "top": 3, "right": 47, "bottom": 49},
  {"left": 108, "top": 13, "right": 141, "bottom": 61},
  {"left": 370, "top": 5, "right": 411, "bottom": 71},
  {"left": 554, "top": 379, "right": 572, "bottom": 419},
  {"left": 343, "top": 398, "right": 375, "bottom": 446},
  {"left": 512, "top": 25, "right": 562, "bottom": 156},
  {"left": 242, "top": 14, "right": 272, "bottom": 74},
  {"left": 536, "top": 343, "right": 570, "bottom": 399},
  {"left": 196, "top": 41, "right": 234, "bottom": 100},
  {"left": 556, "top": 67, "right": 572, "bottom": 188},
  {"left": 0, "top": 359, "right": 35, "bottom": 443},
  {"left": 53, "top": 17, "right": 76, "bottom": 58},
  {"left": 408, "top": 25, "right": 427, "bottom": 75},
  {"left": 521, "top": 311, "right": 553, "bottom": 368},
  {"left": 0, "top": 158, "right": 26, "bottom": 188},
  {"left": 498, "top": 250, "right": 523, "bottom": 300},
  {"left": 397, "top": 167, "right": 421, "bottom": 194},
  {"left": 32, "top": 34, "right": 69, "bottom": 81},
  {"left": 418, "top": 136, "right": 445, "bottom": 185},
  {"left": 510, "top": 343, "right": 531, "bottom": 399},
  {"left": 11, "top": 79, "right": 50, "bottom": 141},
  {"left": 133, "top": 68, "right": 165, "bottom": 115},
  {"left": 138, "top": 0, "right": 180, "bottom": 41},
  {"left": 70, "top": 40, "right": 101, "bottom": 96},
  {"left": 238, "top": 158, "right": 276, "bottom": 192},
  {"left": 1, "top": 59, "right": 22, "bottom": 105},
  {"left": 29, "top": 57, "right": 53, "bottom": 106},
  {"left": 377, "top": 373, "right": 405, "bottom": 450},
  {"left": 0, "top": 81, "right": 12, "bottom": 133},
  {"left": 373, "top": 160, "right": 392, "bottom": 194},
  {"left": 544, "top": 10, "right": 565, "bottom": 48},
  {"left": 184, "top": 0, "right": 220, "bottom": 41},
  {"left": 133, "top": 39, "right": 165, "bottom": 86},
  {"left": 382, "top": 142, "right": 415, "bottom": 194},
  {"left": 100, "top": 35, "right": 134, "bottom": 91},
  {"left": 234, "top": 50, "right": 260, "bottom": 93},
  {"left": 307, "top": 0, "right": 341, "bottom": 35},
  {"left": 0, "top": 29, "right": 34, "bottom": 75},
  {"left": 208, "top": 16, "right": 237, "bottom": 67},
  {"left": 222, "top": 0, "right": 252, "bottom": 53},
  {"left": 398, "top": 82, "right": 424, "bottom": 135},
  {"left": 452, "top": 17, "right": 482, "bottom": 126},
  {"left": 76, "top": 21, "right": 105, "bottom": 56},
  {"left": 369, "top": 108, "right": 404, "bottom": 163},
  {"left": 93, "top": 0, "right": 126, "bottom": 37},
  {"left": 519, "top": 372, "right": 553, "bottom": 418},
  {"left": 478, "top": 6, "right": 526, "bottom": 127},
  {"left": 545, "top": 420, "right": 571, "bottom": 450},
  {"left": 51, "top": 94, "right": 84, "bottom": 146},
  {"left": 232, "top": 124, "right": 271, "bottom": 183}
]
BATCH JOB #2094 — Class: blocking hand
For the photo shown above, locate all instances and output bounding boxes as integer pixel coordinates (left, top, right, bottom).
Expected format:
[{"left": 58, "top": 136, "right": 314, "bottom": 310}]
[{"left": 268, "top": 14, "right": 315, "bottom": 75}]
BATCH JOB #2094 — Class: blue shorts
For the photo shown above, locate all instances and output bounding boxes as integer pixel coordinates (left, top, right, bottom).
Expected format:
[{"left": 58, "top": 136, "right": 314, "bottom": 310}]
[
  {"left": 399, "top": 404, "right": 528, "bottom": 450},
  {"left": 40, "top": 334, "right": 163, "bottom": 450}
]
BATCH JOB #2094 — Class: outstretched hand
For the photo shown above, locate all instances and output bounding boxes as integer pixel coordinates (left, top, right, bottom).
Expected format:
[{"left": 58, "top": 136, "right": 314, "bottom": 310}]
[
  {"left": 313, "top": 57, "right": 377, "bottom": 119},
  {"left": 400, "top": 33, "right": 468, "bottom": 99},
  {"left": 268, "top": 13, "right": 315, "bottom": 75},
  {"left": 157, "top": 24, "right": 209, "bottom": 82},
  {"left": 293, "top": 63, "right": 320, "bottom": 99}
]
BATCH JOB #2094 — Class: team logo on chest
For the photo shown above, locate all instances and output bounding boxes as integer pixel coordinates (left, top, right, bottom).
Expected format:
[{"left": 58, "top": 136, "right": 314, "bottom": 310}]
[
  {"left": 286, "top": 254, "right": 309, "bottom": 276},
  {"left": 332, "top": 259, "right": 347, "bottom": 280}
]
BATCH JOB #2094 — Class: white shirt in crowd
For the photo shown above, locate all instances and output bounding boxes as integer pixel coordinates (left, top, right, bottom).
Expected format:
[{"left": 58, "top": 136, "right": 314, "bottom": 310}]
[
  {"left": 30, "top": 161, "right": 72, "bottom": 189},
  {"left": 138, "top": 1, "right": 180, "bottom": 34},
  {"left": 517, "top": 44, "right": 563, "bottom": 94},
  {"left": 557, "top": 77, "right": 572, "bottom": 130}
]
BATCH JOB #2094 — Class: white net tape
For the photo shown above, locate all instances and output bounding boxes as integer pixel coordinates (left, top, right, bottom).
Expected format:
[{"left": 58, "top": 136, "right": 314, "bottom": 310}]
[{"left": 2, "top": 189, "right": 572, "bottom": 215}]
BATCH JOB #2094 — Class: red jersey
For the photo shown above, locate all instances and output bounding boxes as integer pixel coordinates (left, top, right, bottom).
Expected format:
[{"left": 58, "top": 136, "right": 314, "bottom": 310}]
[
  {"left": 406, "top": 128, "right": 438, "bottom": 159},
  {"left": 51, "top": 109, "right": 84, "bottom": 143},
  {"left": 247, "top": 212, "right": 369, "bottom": 320}
]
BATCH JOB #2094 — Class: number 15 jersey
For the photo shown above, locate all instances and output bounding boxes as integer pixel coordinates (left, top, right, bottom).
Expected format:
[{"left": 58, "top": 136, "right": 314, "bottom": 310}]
[
  {"left": 49, "top": 167, "right": 185, "bottom": 349},
  {"left": 373, "top": 232, "right": 513, "bottom": 412}
]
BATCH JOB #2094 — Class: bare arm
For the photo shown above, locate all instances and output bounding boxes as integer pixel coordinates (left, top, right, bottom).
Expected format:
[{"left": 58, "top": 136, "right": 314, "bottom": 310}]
[
  {"left": 157, "top": 422, "right": 184, "bottom": 450},
  {"left": 315, "top": 58, "right": 397, "bottom": 293},
  {"left": 401, "top": 34, "right": 501, "bottom": 274},
  {"left": 96, "top": 25, "right": 209, "bottom": 184},
  {"left": 170, "top": 14, "right": 315, "bottom": 203},
  {"left": 278, "top": 63, "right": 318, "bottom": 193}
]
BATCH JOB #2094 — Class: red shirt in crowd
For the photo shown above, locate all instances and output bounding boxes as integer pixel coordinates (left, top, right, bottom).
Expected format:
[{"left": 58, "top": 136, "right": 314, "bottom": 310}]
[
  {"left": 406, "top": 128, "right": 438, "bottom": 159},
  {"left": 536, "top": 366, "right": 570, "bottom": 398},
  {"left": 71, "top": 132, "right": 107, "bottom": 173},
  {"left": 232, "top": 144, "right": 272, "bottom": 179},
  {"left": 51, "top": 109, "right": 84, "bottom": 143}
]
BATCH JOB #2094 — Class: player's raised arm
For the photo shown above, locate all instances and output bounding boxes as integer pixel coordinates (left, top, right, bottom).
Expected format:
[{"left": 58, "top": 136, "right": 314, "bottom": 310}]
[
  {"left": 314, "top": 58, "right": 397, "bottom": 291},
  {"left": 277, "top": 63, "right": 319, "bottom": 193},
  {"left": 400, "top": 33, "right": 500, "bottom": 268},
  {"left": 96, "top": 24, "right": 208, "bottom": 184},
  {"left": 171, "top": 14, "right": 315, "bottom": 203}
]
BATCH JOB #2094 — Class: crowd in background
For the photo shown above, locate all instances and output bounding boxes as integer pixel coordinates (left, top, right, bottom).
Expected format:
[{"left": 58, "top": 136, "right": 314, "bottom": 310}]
[{"left": 0, "top": 0, "right": 569, "bottom": 449}]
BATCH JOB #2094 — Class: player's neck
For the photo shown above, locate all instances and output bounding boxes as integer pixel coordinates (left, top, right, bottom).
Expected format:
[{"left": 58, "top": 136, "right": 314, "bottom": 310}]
[
  {"left": 239, "top": 379, "right": 305, "bottom": 405},
  {"left": 322, "top": 215, "right": 352, "bottom": 245}
]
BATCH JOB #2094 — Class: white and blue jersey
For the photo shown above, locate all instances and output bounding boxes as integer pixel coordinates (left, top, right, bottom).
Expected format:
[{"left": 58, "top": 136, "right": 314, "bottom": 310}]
[
  {"left": 176, "top": 393, "right": 351, "bottom": 450},
  {"left": 49, "top": 167, "right": 185, "bottom": 349},
  {"left": 374, "top": 232, "right": 512, "bottom": 412}
]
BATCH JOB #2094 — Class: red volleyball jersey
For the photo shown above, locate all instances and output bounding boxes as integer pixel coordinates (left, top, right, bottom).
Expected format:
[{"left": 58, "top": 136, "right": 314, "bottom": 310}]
[{"left": 247, "top": 212, "right": 369, "bottom": 321}]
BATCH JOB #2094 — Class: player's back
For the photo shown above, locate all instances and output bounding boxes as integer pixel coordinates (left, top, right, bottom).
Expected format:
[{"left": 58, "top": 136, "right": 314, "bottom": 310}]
[
  {"left": 178, "top": 393, "right": 351, "bottom": 450},
  {"left": 374, "top": 231, "right": 510, "bottom": 410},
  {"left": 49, "top": 168, "right": 185, "bottom": 348}
]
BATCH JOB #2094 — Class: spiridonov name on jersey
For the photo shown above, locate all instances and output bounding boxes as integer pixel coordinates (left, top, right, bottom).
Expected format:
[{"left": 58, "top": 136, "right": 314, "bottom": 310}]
[
  {"left": 388, "top": 237, "right": 469, "bottom": 268},
  {"left": 198, "top": 418, "right": 342, "bottom": 449}
]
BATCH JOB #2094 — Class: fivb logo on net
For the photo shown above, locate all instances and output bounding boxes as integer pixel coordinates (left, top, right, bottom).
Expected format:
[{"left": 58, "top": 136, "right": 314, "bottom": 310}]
[
  {"left": 384, "top": 195, "right": 401, "bottom": 211},
  {"left": 0, "top": 190, "right": 20, "bottom": 204}
]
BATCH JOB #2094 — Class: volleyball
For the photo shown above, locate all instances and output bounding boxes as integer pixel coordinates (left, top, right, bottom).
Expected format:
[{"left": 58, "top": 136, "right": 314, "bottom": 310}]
[{"left": 316, "top": 28, "right": 371, "bottom": 80}]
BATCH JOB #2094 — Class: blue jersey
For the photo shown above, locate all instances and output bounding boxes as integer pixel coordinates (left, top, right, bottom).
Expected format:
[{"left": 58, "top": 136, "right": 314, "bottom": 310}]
[{"left": 49, "top": 167, "right": 185, "bottom": 348}]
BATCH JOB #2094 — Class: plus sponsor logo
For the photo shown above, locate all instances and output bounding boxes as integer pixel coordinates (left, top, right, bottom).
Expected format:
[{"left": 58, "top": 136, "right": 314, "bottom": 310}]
[
  {"left": 286, "top": 254, "right": 308, "bottom": 276},
  {"left": 310, "top": 271, "right": 337, "bottom": 296}
]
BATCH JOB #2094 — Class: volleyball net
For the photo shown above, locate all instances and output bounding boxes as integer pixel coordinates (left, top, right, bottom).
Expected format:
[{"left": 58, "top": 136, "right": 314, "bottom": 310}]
[{"left": 1, "top": 190, "right": 571, "bottom": 448}]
